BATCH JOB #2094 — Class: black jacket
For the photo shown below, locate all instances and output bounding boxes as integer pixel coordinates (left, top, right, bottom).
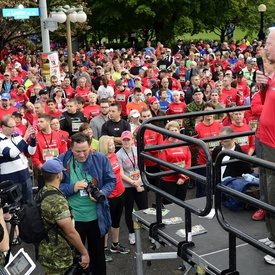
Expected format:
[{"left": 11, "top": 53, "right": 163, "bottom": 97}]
[{"left": 212, "top": 143, "right": 252, "bottom": 178}]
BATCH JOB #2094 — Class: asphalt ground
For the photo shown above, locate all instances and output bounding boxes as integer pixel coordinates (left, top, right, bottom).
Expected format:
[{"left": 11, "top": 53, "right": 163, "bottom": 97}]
[{"left": 7, "top": 187, "right": 197, "bottom": 275}]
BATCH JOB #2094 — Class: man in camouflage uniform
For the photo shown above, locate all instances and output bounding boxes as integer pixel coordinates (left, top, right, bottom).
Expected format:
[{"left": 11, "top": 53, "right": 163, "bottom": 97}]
[
  {"left": 39, "top": 159, "right": 89, "bottom": 275},
  {"left": 184, "top": 87, "right": 205, "bottom": 167},
  {"left": 184, "top": 87, "right": 205, "bottom": 137}
]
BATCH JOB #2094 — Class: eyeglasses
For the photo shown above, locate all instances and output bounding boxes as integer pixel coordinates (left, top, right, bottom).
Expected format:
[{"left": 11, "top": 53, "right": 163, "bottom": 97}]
[
  {"left": 3, "top": 124, "right": 16, "bottom": 128},
  {"left": 100, "top": 106, "right": 109, "bottom": 108}
]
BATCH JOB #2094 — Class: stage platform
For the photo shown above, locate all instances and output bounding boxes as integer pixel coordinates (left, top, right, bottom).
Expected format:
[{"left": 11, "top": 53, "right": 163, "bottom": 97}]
[{"left": 133, "top": 198, "right": 274, "bottom": 275}]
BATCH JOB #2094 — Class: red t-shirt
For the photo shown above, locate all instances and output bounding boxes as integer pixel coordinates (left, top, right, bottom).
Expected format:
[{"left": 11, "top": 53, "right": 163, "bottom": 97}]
[
  {"left": 83, "top": 105, "right": 100, "bottom": 121},
  {"left": 133, "top": 128, "right": 163, "bottom": 167},
  {"left": 222, "top": 87, "right": 237, "bottom": 106},
  {"left": 47, "top": 110, "right": 62, "bottom": 118},
  {"left": 63, "top": 86, "right": 75, "bottom": 99},
  {"left": 196, "top": 121, "right": 222, "bottom": 164},
  {"left": 230, "top": 123, "right": 255, "bottom": 154},
  {"left": 114, "top": 90, "right": 131, "bottom": 117},
  {"left": 31, "top": 130, "right": 67, "bottom": 167},
  {"left": 159, "top": 139, "right": 191, "bottom": 182},
  {"left": 0, "top": 106, "right": 17, "bottom": 121},
  {"left": 108, "top": 152, "right": 125, "bottom": 198},
  {"left": 166, "top": 101, "right": 186, "bottom": 128},
  {"left": 10, "top": 91, "right": 29, "bottom": 105},
  {"left": 74, "top": 87, "right": 90, "bottom": 102}
]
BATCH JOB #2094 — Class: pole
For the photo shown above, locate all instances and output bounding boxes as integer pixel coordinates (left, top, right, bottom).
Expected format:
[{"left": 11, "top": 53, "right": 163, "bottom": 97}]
[
  {"left": 39, "top": 0, "right": 50, "bottom": 53},
  {"left": 66, "top": 14, "right": 73, "bottom": 73},
  {"left": 260, "top": 11, "right": 264, "bottom": 31}
]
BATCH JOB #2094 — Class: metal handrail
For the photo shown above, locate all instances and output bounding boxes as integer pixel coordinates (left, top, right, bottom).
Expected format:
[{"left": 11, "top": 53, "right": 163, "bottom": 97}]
[{"left": 214, "top": 150, "right": 275, "bottom": 272}]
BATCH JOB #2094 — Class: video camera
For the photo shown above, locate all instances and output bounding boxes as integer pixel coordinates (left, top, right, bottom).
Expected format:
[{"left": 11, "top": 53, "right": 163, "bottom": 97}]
[
  {"left": 85, "top": 183, "right": 105, "bottom": 203},
  {"left": 0, "top": 180, "right": 22, "bottom": 208}
]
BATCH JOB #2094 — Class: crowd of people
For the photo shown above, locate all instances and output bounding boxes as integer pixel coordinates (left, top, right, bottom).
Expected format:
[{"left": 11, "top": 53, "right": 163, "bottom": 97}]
[{"left": 0, "top": 31, "right": 274, "bottom": 273}]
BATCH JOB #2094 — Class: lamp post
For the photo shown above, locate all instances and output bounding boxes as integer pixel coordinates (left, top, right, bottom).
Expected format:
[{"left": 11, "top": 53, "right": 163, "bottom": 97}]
[
  {"left": 39, "top": 0, "right": 51, "bottom": 53},
  {"left": 258, "top": 4, "right": 267, "bottom": 32},
  {"left": 51, "top": 5, "right": 87, "bottom": 73}
]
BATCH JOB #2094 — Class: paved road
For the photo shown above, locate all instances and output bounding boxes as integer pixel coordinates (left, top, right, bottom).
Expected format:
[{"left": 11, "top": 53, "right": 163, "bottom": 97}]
[{"left": 9, "top": 188, "right": 197, "bottom": 275}]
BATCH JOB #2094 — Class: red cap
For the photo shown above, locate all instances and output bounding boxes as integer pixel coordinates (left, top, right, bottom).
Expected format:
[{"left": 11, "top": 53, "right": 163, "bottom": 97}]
[
  {"left": 121, "top": 131, "right": 133, "bottom": 140},
  {"left": 148, "top": 96, "right": 158, "bottom": 105}
]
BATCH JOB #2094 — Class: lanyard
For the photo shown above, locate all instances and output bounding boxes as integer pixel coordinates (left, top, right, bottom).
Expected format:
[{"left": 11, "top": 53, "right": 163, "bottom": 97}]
[
  {"left": 123, "top": 147, "right": 136, "bottom": 169},
  {"left": 41, "top": 131, "right": 53, "bottom": 148},
  {"left": 72, "top": 156, "right": 90, "bottom": 182}
]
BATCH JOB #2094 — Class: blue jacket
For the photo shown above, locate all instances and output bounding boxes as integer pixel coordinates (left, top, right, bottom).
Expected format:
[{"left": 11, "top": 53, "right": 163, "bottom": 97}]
[{"left": 59, "top": 149, "right": 116, "bottom": 236}]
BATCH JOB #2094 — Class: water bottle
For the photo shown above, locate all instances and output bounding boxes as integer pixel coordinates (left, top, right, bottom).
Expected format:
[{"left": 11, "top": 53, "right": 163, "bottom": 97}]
[{"left": 242, "top": 173, "right": 260, "bottom": 183}]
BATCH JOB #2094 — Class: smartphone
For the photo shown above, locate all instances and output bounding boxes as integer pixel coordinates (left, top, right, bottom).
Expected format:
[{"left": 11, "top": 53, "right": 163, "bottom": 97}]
[{"left": 32, "top": 120, "right": 37, "bottom": 131}]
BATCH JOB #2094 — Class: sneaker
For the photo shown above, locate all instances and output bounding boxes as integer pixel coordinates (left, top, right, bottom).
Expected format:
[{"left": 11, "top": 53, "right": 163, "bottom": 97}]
[
  {"left": 110, "top": 243, "right": 130, "bottom": 254},
  {"left": 259, "top": 237, "right": 275, "bottom": 248},
  {"left": 149, "top": 236, "right": 155, "bottom": 244},
  {"left": 129, "top": 233, "right": 135, "bottom": 245},
  {"left": 252, "top": 209, "right": 266, "bottom": 221},
  {"left": 104, "top": 249, "right": 113, "bottom": 262},
  {"left": 264, "top": 255, "right": 275, "bottom": 265}
]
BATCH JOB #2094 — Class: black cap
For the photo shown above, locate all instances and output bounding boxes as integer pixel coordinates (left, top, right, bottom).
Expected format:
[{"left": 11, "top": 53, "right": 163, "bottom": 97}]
[
  {"left": 192, "top": 87, "right": 203, "bottom": 95},
  {"left": 12, "top": 111, "right": 23, "bottom": 117},
  {"left": 237, "top": 70, "right": 244, "bottom": 76},
  {"left": 61, "top": 62, "right": 68, "bottom": 67}
]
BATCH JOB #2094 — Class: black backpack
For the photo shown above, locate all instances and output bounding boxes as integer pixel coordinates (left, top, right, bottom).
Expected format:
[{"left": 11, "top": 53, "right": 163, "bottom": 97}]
[{"left": 18, "top": 189, "right": 64, "bottom": 259}]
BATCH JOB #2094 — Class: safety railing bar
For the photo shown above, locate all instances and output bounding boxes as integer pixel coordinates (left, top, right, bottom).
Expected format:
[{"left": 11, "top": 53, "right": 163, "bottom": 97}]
[
  {"left": 141, "top": 105, "right": 251, "bottom": 125},
  {"left": 216, "top": 184, "right": 275, "bottom": 214},
  {"left": 215, "top": 209, "right": 275, "bottom": 257},
  {"left": 141, "top": 152, "right": 206, "bottom": 183}
]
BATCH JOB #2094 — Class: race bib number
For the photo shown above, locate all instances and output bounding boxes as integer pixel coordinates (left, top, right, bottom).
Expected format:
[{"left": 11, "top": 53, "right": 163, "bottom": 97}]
[
  {"left": 80, "top": 189, "right": 88, "bottom": 197},
  {"left": 72, "top": 122, "right": 82, "bottom": 132},
  {"left": 174, "top": 161, "right": 185, "bottom": 168},
  {"left": 130, "top": 170, "right": 140, "bottom": 180},
  {"left": 43, "top": 148, "right": 59, "bottom": 161}
]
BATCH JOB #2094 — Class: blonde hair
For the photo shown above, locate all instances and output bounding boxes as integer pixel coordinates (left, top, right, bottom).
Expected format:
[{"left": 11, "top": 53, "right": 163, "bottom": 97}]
[
  {"left": 165, "top": 120, "right": 180, "bottom": 130},
  {"left": 98, "top": 135, "right": 114, "bottom": 156}
]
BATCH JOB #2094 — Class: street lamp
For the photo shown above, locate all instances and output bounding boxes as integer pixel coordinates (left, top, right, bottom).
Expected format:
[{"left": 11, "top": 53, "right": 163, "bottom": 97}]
[
  {"left": 258, "top": 4, "right": 267, "bottom": 32},
  {"left": 51, "top": 5, "right": 87, "bottom": 73}
]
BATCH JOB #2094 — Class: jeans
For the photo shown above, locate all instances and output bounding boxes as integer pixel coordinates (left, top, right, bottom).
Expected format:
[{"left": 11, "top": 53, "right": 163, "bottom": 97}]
[{"left": 14, "top": 177, "right": 33, "bottom": 204}]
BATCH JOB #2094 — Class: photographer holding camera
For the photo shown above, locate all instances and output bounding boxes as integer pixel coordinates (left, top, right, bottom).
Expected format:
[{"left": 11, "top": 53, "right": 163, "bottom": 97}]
[
  {"left": 0, "top": 114, "right": 36, "bottom": 204},
  {"left": 39, "top": 159, "right": 89, "bottom": 274},
  {"left": 59, "top": 133, "right": 116, "bottom": 275}
]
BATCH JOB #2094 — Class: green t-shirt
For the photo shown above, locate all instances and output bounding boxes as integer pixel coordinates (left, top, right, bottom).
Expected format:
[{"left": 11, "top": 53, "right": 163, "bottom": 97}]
[{"left": 68, "top": 158, "right": 97, "bottom": 222}]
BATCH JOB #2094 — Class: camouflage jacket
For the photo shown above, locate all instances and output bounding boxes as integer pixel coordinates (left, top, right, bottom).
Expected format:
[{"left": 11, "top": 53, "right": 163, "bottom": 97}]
[
  {"left": 184, "top": 101, "right": 205, "bottom": 136},
  {"left": 39, "top": 185, "right": 73, "bottom": 274}
]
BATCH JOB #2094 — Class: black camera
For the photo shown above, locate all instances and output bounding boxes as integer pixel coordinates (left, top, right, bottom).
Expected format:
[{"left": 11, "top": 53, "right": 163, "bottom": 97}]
[
  {"left": 64, "top": 255, "right": 83, "bottom": 275},
  {"left": 86, "top": 183, "right": 105, "bottom": 203},
  {"left": 0, "top": 180, "right": 22, "bottom": 208}
]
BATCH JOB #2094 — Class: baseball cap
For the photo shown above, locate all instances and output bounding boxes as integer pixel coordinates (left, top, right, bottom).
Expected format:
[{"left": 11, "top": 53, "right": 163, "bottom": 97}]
[
  {"left": 237, "top": 70, "right": 244, "bottom": 77},
  {"left": 129, "top": 109, "right": 140, "bottom": 118},
  {"left": 121, "top": 70, "right": 128, "bottom": 75},
  {"left": 144, "top": 88, "right": 152, "bottom": 95},
  {"left": 96, "top": 65, "right": 103, "bottom": 69},
  {"left": 12, "top": 111, "right": 23, "bottom": 117},
  {"left": 121, "top": 131, "right": 133, "bottom": 140},
  {"left": 148, "top": 96, "right": 158, "bottom": 105},
  {"left": 1, "top": 93, "right": 11, "bottom": 100},
  {"left": 42, "top": 158, "right": 65, "bottom": 174},
  {"left": 225, "top": 70, "right": 232, "bottom": 75},
  {"left": 4, "top": 72, "right": 10, "bottom": 76},
  {"left": 134, "top": 76, "right": 141, "bottom": 81},
  {"left": 14, "top": 62, "right": 21, "bottom": 69}
]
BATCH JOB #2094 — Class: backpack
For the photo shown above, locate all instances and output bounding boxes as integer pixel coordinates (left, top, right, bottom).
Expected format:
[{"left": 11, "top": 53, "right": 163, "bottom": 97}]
[{"left": 18, "top": 189, "right": 65, "bottom": 259}]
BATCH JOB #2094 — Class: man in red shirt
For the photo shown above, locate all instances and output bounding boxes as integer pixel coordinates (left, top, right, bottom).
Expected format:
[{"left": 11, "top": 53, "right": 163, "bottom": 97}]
[
  {"left": 222, "top": 76, "right": 238, "bottom": 106},
  {"left": 230, "top": 111, "right": 255, "bottom": 156},
  {"left": 61, "top": 77, "right": 75, "bottom": 99},
  {"left": 0, "top": 93, "right": 17, "bottom": 120},
  {"left": 166, "top": 90, "right": 186, "bottom": 128},
  {"left": 195, "top": 103, "right": 222, "bottom": 197},
  {"left": 236, "top": 70, "right": 250, "bottom": 100},
  {"left": 83, "top": 92, "right": 100, "bottom": 121},
  {"left": 46, "top": 98, "right": 62, "bottom": 118},
  {"left": 32, "top": 113, "right": 67, "bottom": 189},
  {"left": 10, "top": 67, "right": 23, "bottom": 84},
  {"left": 114, "top": 79, "right": 131, "bottom": 120}
]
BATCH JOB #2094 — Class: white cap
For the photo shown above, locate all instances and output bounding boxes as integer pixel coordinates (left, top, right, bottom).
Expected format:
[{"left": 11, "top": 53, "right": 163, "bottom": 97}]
[
  {"left": 14, "top": 62, "right": 21, "bottom": 69},
  {"left": 130, "top": 109, "right": 140, "bottom": 118},
  {"left": 144, "top": 89, "right": 152, "bottom": 95},
  {"left": 225, "top": 70, "right": 232, "bottom": 75}
]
